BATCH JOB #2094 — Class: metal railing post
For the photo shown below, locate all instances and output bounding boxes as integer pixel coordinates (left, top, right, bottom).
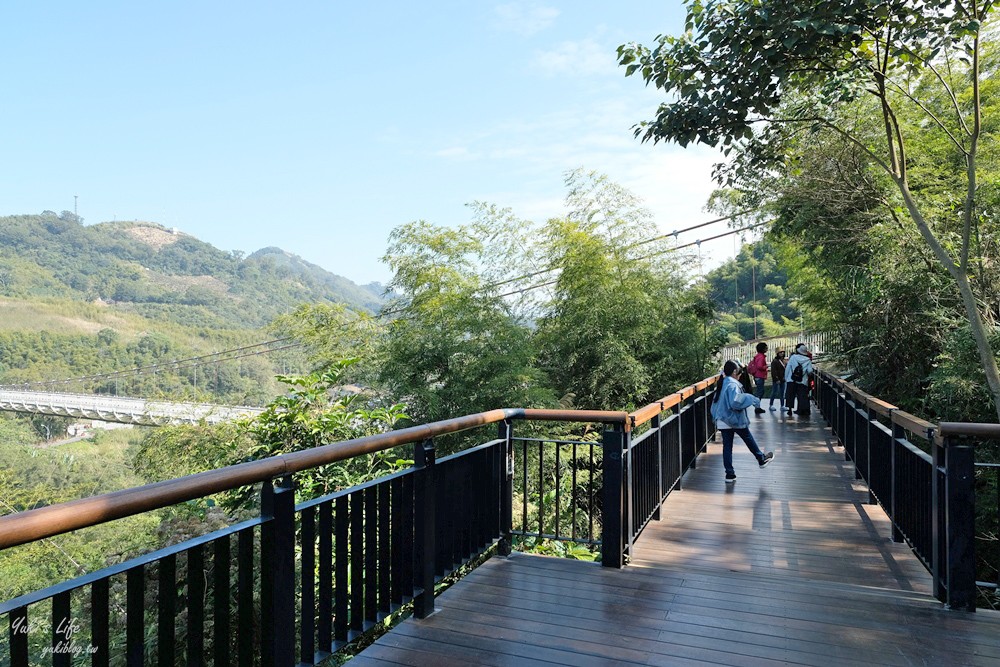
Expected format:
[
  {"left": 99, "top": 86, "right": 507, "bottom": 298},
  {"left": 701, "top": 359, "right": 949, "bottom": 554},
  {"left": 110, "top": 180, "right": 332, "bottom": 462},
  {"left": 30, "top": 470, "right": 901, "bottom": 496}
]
[
  {"left": 652, "top": 410, "right": 662, "bottom": 521},
  {"left": 498, "top": 419, "right": 514, "bottom": 556},
  {"left": 944, "top": 435, "right": 977, "bottom": 611},
  {"left": 260, "top": 476, "right": 296, "bottom": 667},
  {"left": 888, "top": 420, "right": 903, "bottom": 543},
  {"left": 676, "top": 401, "right": 684, "bottom": 491},
  {"left": 414, "top": 438, "right": 437, "bottom": 618},
  {"left": 932, "top": 434, "right": 945, "bottom": 602},
  {"left": 865, "top": 404, "right": 876, "bottom": 502},
  {"left": 625, "top": 427, "right": 634, "bottom": 562},
  {"left": 601, "top": 423, "right": 625, "bottom": 568}
]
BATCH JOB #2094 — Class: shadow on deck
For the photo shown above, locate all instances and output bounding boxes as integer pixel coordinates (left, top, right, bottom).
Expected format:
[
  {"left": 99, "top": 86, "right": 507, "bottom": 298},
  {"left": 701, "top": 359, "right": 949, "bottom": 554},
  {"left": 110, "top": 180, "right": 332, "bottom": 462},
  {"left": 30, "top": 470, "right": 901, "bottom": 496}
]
[{"left": 356, "top": 410, "right": 1000, "bottom": 666}]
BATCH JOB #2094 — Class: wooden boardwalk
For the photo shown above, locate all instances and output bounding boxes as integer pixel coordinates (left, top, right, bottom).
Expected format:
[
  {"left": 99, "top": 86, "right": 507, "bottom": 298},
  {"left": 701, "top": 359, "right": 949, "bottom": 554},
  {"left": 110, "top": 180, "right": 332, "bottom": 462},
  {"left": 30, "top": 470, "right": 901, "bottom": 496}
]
[{"left": 356, "top": 410, "right": 1000, "bottom": 666}]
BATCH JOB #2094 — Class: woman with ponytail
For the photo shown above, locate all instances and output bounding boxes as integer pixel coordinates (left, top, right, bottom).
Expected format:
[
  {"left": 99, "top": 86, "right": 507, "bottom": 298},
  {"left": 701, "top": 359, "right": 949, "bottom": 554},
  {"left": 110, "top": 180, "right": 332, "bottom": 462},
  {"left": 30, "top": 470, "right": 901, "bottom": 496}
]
[{"left": 710, "top": 360, "right": 775, "bottom": 483}]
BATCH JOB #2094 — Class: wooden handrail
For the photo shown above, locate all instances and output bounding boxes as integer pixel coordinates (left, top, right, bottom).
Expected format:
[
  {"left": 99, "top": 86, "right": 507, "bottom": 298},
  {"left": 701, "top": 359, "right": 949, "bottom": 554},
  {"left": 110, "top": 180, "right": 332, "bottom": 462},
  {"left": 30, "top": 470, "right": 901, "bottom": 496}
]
[
  {"left": 0, "top": 406, "right": 632, "bottom": 550},
  {"left": 628, "top": 374, "right": 721, "bottom": 428},
  {"left": 938, "top": 422, "right": 1000, "bottom": 438},
  {"left": 891, "top": 410, "right": 934, "bottom": 436}
]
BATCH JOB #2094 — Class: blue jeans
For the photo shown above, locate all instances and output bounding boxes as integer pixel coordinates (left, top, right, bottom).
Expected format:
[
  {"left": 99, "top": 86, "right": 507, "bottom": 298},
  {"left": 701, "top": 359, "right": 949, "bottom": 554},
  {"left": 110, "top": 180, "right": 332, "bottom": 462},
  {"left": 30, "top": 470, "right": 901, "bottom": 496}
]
[
  {"left": 769, "top": 380, "right": 785, "bottom": 407},
  {"left": 721, "top": 428, "right": 765, "bottom": 475},
  {"left": 753, "top": 377, "right": 766, "bottom": 399}
]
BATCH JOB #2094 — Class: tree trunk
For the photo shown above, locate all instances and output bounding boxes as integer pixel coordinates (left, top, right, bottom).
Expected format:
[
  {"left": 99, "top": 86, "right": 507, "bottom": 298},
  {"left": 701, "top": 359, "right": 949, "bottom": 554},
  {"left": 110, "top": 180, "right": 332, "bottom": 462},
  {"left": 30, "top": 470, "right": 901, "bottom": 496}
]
[{"left": 897, "top": 181, "right": 1000, "bottom": 422}]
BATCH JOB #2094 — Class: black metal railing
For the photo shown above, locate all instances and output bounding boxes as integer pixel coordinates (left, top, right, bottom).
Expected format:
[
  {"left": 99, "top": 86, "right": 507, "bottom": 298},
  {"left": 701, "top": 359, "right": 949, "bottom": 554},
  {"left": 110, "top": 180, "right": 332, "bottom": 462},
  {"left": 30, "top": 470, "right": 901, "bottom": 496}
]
[
  {"left": 814, "top": 371, "right": 998, "bottom": 611},
  {"left": 622, "top": 385, "right": 716, "bottom": 563},
  {"left": 0, "top": 377, "right": 724, "bottom": 665},
  {"left": 0, "top": 431, "right": 508, "bottom": 667},
  {"left": 512, "top": 436, "right": 602, "bottom": 547}
]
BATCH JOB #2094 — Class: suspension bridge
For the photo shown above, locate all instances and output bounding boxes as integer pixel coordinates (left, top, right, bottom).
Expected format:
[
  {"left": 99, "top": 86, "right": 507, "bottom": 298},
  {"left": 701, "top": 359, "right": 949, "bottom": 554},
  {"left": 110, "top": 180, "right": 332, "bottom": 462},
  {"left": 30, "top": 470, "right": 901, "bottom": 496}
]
[{"left": 0, "top": 388, "right": 263, "bottom": 426}]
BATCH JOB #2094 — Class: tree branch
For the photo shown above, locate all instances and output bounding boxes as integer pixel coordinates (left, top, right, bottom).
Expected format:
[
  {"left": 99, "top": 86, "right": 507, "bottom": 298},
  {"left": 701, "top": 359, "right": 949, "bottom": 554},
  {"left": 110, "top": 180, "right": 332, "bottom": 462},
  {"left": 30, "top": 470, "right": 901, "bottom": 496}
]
[{"left": 877, "top": 70, "right": 969, "bottom": 154}]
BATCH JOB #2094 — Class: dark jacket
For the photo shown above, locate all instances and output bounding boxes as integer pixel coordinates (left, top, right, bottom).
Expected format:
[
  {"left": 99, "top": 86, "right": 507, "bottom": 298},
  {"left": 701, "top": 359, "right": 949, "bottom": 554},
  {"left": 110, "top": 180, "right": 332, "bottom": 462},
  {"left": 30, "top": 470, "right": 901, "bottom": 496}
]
[{"left": 770, "top": 357, "right": 786, "bottom": 382}]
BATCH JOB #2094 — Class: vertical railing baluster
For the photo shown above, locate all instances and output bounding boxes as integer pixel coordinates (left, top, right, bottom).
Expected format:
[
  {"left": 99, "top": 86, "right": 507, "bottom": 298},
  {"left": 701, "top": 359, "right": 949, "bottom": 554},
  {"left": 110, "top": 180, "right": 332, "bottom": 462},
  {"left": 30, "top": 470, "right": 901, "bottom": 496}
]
[
  {"left": 237, "top": 529, "right": 254, "bottom": 667},
  {"left": 52, "top": 590, "right": 71, "bottom": 667},
  {"left": 334, "top": 495, "right": 349, "bottom": 644},
  {"left": 521, "top": 440, "right": 529, "bottom": 539},
  {"left": 413, "top": 438, "right": 437, "bottom": 618},
  {"left": 364, "top": 485, "right": 378, "bottom": 628},
  {"left": 890, "top": 422, "right": 905, "bottom": 543},
  {"left": 555, "top": 441, "right": 562, "bottom": 538},
  {"left": 318, "top": 501, "right": 333, "bottom": 656},
  {"left": 92, "top": 579, "right": 109, "bottom": 667},
  {"left": 538, "top": 440, "right": 544, "bottom": 538},
  {"left": 389, "top": 477, "right": 405, "bottom": 607},
  {"left": 301, "top": 506, "right": 316, "bottom": 665},
  {"left": 158, "top": 556, "right": 178, "bottom": 665},
  {"left": 398, "top": 475, "right": 413, "bottom": 605},
  {"left": 188, "top": 545, "right": 205, "bottom": 667},
  {"left": 378, "top": 481, "right": 391, "bottom": 618},
  {"left": 589, "top": 441, "right": 595, "bottom": 542},
  {"left": 213, "top": 535, "right": 231, "bottom": 667},
  {"left": 9, "top": 607, "right": 29, "bottom": 667},
  {"left": 571, "top": 441, "right": 579, "bottom": 541},
  {"left": 350, "top": 491, "right": 364, "bottom": 636},
  {"left": 126, "top": 566, "right": 145, "bottom": 667}
]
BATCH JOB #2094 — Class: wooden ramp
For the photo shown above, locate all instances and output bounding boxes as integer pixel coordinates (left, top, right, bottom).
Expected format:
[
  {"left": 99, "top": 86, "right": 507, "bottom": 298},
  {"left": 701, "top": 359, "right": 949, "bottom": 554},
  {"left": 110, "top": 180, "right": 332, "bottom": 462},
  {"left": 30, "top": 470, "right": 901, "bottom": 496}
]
[{"left": 356, "top": 410, "right": 1000, "bottom": 666}]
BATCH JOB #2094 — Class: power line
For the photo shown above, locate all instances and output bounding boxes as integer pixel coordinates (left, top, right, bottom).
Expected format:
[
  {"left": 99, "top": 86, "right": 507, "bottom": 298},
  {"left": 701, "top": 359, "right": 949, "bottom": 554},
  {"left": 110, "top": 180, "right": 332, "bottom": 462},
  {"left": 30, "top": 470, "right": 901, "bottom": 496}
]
[
  {"left": 22, "top": 213, "right": 769, "bottom": 388},
  {"left": 11, "top": 337, "right": 300, "bottom": 389},
  {"left": 495, "top": 221, "right": 771, "bottom": 299}
]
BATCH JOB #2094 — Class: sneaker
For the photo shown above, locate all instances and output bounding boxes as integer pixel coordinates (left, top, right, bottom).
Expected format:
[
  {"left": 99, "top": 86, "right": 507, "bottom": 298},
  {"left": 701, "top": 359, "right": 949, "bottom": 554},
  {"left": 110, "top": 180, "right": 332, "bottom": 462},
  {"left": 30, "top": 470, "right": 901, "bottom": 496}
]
[
  {"left": 759, "top": 452, "right": 774, "bottom": 468},
  {"left": 725, "top": 472, "right": 737, "bottom": 483},
  {"left": 768, "top": 406, "right": 776, "bottom": 411},
  {"left": 754, "top": 407, "right": 765, "bottom": 415}
]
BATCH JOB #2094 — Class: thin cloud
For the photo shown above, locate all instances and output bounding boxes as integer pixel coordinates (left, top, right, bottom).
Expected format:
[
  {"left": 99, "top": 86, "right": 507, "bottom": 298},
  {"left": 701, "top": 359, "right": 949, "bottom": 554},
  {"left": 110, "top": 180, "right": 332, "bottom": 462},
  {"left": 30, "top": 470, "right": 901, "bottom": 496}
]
[
  {"left": 494, "top": 3, "right": 559, "bottom": 37},
  {"left": 532, "top": 39, "right": 613, "bottom": 77},
  {"left": 434, "top": 146, "right": 478, "bottom": 160}
]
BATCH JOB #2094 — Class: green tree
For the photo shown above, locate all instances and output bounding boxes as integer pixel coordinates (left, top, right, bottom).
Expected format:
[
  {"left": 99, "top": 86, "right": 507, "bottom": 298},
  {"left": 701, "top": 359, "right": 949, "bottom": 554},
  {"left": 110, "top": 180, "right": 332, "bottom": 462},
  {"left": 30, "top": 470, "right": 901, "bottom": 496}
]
[
  {"left": 537, "top": 170, "right": 706, "bottom": 409},
  {"left": 619, "top": 0, "right": 1000, "bottom": 420},
  {"left": 379, "top": 219, "right": 554, "bottom": 427}
]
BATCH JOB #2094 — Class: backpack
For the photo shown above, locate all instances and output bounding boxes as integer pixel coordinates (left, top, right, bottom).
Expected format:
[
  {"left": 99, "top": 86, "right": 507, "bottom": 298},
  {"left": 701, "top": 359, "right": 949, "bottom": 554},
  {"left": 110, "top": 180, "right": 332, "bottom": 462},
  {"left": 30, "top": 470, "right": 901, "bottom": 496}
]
[{"left": 791, "top": 360, "right": 804, "bottom": 383}]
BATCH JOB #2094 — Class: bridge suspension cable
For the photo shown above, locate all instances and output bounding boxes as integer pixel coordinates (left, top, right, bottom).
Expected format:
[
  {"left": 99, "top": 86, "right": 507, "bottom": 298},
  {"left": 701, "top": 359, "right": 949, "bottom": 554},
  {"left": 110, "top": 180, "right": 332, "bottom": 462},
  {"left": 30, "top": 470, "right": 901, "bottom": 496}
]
[
  {"left": 494, "top": 220, "right": 771, "bottom": 299},
  {"left": 482, "top": 208, "right": 762, "bottom": 292}
]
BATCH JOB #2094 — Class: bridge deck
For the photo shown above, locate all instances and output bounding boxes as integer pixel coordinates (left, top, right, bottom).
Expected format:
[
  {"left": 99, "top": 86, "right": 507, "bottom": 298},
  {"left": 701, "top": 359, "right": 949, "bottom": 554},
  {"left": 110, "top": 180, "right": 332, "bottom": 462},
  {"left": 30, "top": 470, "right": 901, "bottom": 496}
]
[{"left": 357, "top": 410, "right": 1000, "bottom": 666}]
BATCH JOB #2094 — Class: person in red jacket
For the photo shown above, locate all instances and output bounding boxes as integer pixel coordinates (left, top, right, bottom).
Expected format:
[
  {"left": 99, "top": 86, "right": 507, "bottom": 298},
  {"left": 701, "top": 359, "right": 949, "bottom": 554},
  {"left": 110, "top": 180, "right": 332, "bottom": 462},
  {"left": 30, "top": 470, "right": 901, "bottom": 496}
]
[{"left": 747, "top": 341, "right": 768, "bottom": 415}]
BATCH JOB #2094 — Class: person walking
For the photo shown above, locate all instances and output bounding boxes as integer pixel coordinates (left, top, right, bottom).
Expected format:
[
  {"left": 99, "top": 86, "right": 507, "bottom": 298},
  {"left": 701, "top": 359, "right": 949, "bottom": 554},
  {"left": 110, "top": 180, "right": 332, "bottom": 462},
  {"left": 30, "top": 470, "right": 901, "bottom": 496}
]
[
  {"left": 747, "top": 342, "right": 768, "bottom": 415},
  {"left": 784, "top": 344, "right": 814, "bottom": 416},
  {"left": 768, "top": 349, "right": 787, "bottom": 411},
  {"left": 710, "top": 360, "right": 775, "bottom": 483}
]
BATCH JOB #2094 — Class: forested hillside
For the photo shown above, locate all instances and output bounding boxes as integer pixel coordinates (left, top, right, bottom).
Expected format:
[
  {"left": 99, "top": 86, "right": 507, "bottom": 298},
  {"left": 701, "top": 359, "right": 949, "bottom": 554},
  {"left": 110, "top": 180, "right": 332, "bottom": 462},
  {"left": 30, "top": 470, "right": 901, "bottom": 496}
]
[
  {"left": 702, "top": 237, "right": 804, "bottom": 343},
  {"left": 0, "top": 213, "right": 382, "bottom": 324},
  {"left": 0, "top": 212, "right": 383, "bottom": 401}
]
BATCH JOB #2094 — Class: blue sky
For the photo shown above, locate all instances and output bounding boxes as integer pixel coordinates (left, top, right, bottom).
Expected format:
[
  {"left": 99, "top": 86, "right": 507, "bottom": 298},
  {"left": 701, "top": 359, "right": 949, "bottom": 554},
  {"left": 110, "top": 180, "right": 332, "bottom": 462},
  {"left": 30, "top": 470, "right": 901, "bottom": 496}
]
[{"left": 1, "top": 2, "right": 735, "bottom": 284}]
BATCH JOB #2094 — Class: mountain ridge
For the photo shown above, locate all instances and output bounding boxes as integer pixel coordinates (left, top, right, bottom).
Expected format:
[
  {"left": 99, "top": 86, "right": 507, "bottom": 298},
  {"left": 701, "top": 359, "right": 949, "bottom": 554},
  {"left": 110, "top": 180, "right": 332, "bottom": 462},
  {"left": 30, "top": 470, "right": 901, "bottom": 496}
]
[{"left": 0, "top": 212, "right": 384, "bottom": 330}]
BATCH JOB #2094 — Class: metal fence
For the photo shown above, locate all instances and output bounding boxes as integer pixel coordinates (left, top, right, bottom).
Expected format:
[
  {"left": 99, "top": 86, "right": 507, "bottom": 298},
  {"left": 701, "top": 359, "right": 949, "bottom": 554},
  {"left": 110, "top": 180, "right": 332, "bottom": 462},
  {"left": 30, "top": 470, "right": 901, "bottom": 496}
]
[
  {"left": 0, "top": 376, "right": 723, "bottom": 666},
  {"left": 814, "top": 370, "right": 999, "bottom": 611}
]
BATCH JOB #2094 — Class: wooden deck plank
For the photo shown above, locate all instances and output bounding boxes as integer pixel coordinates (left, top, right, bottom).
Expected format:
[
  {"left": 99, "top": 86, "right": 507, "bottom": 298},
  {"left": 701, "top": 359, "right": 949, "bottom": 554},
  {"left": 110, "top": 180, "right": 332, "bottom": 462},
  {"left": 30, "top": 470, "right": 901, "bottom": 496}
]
[{"left": 359, "top": 409, "right": 1000, "bottom": 666}]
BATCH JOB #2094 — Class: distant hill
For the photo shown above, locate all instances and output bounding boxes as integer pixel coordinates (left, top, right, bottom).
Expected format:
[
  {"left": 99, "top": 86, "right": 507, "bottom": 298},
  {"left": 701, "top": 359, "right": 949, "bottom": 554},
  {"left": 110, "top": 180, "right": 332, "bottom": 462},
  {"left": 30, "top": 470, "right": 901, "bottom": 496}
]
[
  {"left": 0, "top": 213, "right": 384, "bottom": 329},
  {"left": 0, "top": 212, "right": 385, "bottom": 402}
]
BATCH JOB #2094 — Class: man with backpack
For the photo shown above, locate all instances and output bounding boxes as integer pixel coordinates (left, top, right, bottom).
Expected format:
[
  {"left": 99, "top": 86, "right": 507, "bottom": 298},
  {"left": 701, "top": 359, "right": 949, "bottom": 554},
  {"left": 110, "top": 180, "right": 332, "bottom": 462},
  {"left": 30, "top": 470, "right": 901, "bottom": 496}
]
[{"left": 784, "top": 344, "right": 814, "bottom": 416}]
